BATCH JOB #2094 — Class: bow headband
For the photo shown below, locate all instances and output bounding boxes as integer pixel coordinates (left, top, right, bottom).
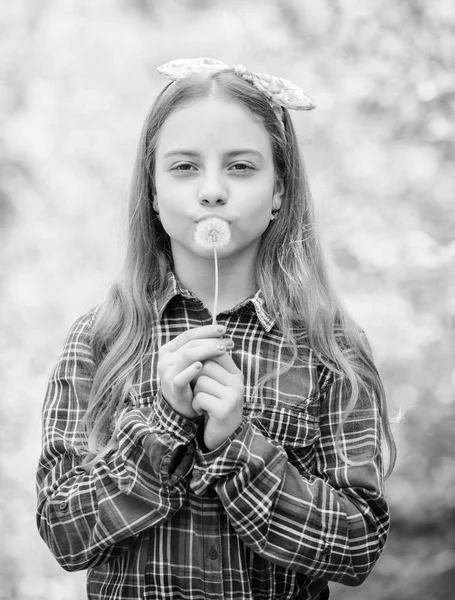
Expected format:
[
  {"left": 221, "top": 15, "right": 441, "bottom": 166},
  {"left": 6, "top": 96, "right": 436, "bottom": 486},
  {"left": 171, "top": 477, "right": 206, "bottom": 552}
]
[{"left": 157, "top": 57, "right": 315, "bottom": 114}]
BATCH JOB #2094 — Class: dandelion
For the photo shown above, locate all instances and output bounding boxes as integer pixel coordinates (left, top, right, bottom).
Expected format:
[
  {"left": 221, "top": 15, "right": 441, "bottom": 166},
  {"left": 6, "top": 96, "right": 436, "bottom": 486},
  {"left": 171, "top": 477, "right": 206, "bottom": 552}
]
[{"left": 194, "top": 217, "right": 231, "bottom": 324}]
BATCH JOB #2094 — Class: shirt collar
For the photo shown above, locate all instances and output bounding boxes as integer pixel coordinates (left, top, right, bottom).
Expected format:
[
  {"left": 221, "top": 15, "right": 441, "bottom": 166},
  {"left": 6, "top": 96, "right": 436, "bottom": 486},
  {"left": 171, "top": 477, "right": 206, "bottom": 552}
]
[{"left": 155, "top": 271, "right": 276, "bottom": 332}]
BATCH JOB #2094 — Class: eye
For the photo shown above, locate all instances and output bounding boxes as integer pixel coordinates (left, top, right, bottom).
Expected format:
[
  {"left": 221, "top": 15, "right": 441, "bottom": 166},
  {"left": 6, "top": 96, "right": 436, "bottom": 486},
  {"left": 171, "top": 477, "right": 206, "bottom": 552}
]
[
  {"left": 230, "top": 162, "right": 254, "bottom": 172},
  {"left": 172, "top": 163, "right": 196, "bottom": 171}
]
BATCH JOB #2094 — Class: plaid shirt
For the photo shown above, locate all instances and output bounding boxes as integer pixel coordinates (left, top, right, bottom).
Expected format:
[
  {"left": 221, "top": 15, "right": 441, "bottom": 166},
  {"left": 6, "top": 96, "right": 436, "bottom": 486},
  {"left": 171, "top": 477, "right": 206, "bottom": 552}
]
[{"left": 36, "top": 273, "right": 389, "bottom": 600}]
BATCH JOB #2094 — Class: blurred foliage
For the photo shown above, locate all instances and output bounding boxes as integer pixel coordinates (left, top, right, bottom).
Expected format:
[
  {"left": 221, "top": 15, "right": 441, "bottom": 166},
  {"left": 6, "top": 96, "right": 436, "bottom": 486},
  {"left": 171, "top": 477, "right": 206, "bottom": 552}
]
[{"left": 0, "top": 0, "right": 454, "bottom": 598}]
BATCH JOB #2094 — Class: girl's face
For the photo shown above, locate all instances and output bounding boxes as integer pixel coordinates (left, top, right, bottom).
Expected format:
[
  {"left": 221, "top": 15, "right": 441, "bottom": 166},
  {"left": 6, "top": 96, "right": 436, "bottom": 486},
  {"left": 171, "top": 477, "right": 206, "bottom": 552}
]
[{"left": 153, "top": 97, "right": 283, "bottom": 265}]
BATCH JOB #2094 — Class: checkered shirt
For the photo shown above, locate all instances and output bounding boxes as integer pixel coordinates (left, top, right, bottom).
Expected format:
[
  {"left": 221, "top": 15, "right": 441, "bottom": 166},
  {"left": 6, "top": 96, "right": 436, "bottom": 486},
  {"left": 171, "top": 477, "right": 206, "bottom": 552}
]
[{"left": 36, "top": 273, "right": 389, "bottom": 599}]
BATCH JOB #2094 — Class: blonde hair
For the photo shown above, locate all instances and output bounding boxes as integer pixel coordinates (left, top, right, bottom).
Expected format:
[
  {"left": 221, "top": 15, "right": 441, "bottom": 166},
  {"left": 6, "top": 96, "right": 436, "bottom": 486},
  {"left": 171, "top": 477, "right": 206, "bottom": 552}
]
[{"left": 81, "top": 72, "right": 396, "bottom": 478}]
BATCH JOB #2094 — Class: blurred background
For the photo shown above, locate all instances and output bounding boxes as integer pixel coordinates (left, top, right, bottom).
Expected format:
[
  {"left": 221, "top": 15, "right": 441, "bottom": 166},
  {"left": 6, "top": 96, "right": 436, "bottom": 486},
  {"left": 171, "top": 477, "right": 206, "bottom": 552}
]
[{"left": 0, "top": 1, "right": 454, "bottom": 598}]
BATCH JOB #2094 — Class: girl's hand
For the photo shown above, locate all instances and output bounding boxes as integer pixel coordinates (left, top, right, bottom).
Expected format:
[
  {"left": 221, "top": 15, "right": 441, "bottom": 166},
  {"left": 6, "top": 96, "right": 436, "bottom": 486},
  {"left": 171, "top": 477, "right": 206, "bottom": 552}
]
[
  {"left": 192, "top": 352, "right": 245, "bottom": 450},
  {"left": 158, "top": 325, "right": 231, "bottom": 419}
]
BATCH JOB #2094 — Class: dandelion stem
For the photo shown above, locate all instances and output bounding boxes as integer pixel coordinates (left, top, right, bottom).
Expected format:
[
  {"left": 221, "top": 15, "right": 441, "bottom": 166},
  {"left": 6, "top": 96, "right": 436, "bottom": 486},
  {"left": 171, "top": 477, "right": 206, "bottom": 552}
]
[{"left": 212, "top": 246, "right": 219, "bottom": 325}]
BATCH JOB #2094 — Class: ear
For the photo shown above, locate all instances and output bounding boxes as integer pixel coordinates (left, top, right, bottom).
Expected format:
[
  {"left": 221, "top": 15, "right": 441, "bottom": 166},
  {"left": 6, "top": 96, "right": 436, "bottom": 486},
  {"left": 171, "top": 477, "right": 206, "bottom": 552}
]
[
  {"left": 152, "top": 194, "right": 159, "bottom": 213},
  {"left": 272, "top": 179, "right": 284, "bottom": 212}
]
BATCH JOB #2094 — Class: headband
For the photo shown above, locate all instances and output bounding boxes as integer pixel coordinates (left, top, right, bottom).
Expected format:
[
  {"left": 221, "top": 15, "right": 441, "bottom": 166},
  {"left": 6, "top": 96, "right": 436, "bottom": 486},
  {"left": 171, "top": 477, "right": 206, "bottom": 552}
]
[{"left": 157, "top": 57, "right": 315, "bottom": 116}]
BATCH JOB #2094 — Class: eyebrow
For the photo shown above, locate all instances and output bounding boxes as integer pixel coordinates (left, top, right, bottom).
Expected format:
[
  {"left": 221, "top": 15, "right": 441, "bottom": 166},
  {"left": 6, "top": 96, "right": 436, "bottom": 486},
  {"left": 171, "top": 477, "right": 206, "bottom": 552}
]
[{"left": 163, "top": 149, "right": 264, "bottom": 159}]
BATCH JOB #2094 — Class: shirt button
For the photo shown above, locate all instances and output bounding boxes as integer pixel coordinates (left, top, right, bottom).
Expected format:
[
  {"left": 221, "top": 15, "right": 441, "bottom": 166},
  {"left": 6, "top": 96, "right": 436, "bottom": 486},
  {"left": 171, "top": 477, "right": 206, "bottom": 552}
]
[
  {"left": 322, "top": 545, "right": 331, "bottom": 557},
  {"left": 209, "top": 547, "right": 218, "bottom": 560},
  {"left": 59, "top": 501, "right": 69, "bottom": 512},
  {"left": 183, "top": 425, "right": 193, "bottom": 435}
]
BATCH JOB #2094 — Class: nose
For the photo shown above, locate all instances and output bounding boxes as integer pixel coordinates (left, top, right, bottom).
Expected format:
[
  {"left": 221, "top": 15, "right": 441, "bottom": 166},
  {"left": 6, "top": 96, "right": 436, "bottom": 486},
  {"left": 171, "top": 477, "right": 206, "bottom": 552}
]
[{"left": 197, "top": 170, "right": 228, "bottom": 207}]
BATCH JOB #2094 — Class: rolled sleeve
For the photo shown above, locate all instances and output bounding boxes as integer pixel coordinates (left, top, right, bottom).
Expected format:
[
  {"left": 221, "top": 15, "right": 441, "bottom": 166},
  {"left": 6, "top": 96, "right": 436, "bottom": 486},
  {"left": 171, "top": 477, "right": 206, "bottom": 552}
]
[
  {"left": 117, "top": 390, "right": 200, "bottom": 488},
  {"left": 189, "top": 372, "right": 389, "bottom": 585},
  {"left": 36, "top": 312, "right": 197, "bottom": 572}
]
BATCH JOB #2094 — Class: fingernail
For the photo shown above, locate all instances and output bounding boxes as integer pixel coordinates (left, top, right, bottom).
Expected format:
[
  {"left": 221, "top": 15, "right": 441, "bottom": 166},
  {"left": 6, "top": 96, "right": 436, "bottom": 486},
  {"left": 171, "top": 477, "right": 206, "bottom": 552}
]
[
  {"left": 217, "top": 343, "right": 226, "bottom": 351},
  {"left": 216, "top": 325, "right": 226, "bottom": 334},
  {"left": 226, "top": 339, "right": 234, "bottom": 348}
]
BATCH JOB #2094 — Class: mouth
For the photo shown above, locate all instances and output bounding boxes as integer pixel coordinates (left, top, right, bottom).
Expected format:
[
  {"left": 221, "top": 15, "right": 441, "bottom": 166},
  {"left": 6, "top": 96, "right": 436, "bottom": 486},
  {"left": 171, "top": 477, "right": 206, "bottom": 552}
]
[{"left": 195, "top": 214, "right": 230, "bottom": 224}]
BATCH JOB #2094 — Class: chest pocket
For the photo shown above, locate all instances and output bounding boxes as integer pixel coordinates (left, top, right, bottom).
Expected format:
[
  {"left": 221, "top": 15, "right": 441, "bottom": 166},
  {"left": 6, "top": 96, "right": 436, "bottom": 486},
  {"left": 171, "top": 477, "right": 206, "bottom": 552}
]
[{"left": 243, "top": 399, "right": 320, "bottom": 450}]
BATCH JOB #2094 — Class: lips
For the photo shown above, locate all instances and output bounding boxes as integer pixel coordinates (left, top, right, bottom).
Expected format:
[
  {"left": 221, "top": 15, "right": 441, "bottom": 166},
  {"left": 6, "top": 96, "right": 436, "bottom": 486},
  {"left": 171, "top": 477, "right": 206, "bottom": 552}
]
[{"left": 195, "top": 214, "right": 230, "bottom": 224}]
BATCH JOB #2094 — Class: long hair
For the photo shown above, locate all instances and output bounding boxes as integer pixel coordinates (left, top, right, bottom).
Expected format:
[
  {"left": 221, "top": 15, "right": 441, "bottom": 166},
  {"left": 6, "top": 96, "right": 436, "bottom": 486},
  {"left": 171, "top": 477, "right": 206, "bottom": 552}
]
[{"left": 80, "top": 71, "right": 396, "bottom": 478}]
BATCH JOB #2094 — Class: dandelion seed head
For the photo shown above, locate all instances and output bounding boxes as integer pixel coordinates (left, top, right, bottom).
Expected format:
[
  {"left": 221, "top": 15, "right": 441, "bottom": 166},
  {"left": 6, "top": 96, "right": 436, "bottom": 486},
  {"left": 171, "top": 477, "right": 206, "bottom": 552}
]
[{"left": 194, "top": 217, "right": 231, "bottom": 250}]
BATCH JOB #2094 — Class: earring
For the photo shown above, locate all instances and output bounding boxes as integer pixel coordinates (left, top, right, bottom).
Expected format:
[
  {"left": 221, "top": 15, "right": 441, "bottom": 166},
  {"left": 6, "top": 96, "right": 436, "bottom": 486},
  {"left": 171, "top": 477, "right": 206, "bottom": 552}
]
[
  {"left": 270, "top": 209, "right": 280, "bottom": 221},
  {"left": 153, "top": 204, "right": 161, "bottom": 221},
  {"left": 152, "top": 196, "right": 160, "bottom": 220}
]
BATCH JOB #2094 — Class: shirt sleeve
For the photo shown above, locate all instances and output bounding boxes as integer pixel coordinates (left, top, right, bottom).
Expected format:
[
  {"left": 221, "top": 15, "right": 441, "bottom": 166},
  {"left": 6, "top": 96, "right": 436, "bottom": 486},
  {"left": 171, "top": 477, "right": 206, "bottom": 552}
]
[
  {"left": 189, "top": 368, "right": 389, "bottom": 586},
  {"left": 36, "top": 311, "right": 199, "bottom": 572}
]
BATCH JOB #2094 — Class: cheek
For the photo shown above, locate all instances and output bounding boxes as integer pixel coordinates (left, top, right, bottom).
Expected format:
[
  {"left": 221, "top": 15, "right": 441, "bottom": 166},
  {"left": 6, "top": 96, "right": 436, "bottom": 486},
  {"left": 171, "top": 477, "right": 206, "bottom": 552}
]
[
  {"left": 154, "top": 171, "right": 179, "bottom": 201},
  {"left": 238, "top": 202, "right": 272, "bottom": 236},
  {"left": 153, "top": 187, "right": 181, "bottom": 216},
  {"left": 242, "top": 187, "right": 274, "bottom": 217},
  {"left": 154, "top": 174, "right": 197, "bottom": 209}
]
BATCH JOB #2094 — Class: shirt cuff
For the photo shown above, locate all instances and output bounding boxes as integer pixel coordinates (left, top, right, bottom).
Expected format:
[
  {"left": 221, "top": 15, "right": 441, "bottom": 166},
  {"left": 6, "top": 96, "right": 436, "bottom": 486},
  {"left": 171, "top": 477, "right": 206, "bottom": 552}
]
[
  {"left": 190, "top": 419, "right": 282, "bottom": 495},
  {"left": 195, "top": 419, "right": 248, "bottom": 460},
  {"left": 117, "top": 390, "right": 203, "bottom": 485},
  {"left": 155, "top": 389, "right": 203, "bottom": 442}
]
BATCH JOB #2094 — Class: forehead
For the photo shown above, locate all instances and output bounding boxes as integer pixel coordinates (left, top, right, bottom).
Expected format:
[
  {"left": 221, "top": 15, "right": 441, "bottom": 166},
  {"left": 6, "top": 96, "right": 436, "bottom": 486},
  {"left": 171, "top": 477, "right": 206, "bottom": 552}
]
[{"left": 156, "top": 97, "right": 273, "bottom": 156}]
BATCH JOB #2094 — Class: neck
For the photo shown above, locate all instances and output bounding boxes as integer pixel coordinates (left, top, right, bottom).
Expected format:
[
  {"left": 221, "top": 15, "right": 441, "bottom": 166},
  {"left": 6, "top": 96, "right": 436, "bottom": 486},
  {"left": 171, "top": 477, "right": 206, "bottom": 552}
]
[{"left": 172, "top": 245, "right": 259, "bottom": 316}]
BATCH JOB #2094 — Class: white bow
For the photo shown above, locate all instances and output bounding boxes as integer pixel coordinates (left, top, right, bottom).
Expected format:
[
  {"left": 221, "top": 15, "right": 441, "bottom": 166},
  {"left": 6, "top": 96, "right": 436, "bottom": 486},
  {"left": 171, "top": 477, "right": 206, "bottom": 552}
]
[{"left": 157, "top": 57, "right": 315, "bottom": 111}]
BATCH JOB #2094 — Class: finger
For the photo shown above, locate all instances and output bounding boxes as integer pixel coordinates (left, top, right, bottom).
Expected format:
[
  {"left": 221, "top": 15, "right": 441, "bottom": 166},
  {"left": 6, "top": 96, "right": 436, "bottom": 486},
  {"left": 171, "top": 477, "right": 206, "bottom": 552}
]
[
  {"left": 208, "top": 351, "right": 240, "bottom": 375},
  {"left": 192, "top": 391, "right": 216, "bottom": 415},
  {"left": 194, "top": 374, "right": 225, "bottom": 398},
  {"left": 199, "top": 360, "right": 233, "bottom": 385},
  {"left": 166, "top": 324, "right": 226, "bottom": 352},
  {"left": 177, "top": 340, "right": 231, "bottom": 372},
  {"left": 173, "top": 362, "right": 203, "bottom": 389},
  {"left": 192, "top": 405, "right": 205, "bottom": 417}
]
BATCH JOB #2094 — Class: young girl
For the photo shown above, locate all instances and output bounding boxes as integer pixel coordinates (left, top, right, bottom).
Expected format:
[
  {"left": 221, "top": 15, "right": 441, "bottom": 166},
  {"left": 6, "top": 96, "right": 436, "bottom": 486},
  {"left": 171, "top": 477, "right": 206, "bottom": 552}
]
[{"left": 36, "top": 57, "right": 396, "bottom": 600}]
